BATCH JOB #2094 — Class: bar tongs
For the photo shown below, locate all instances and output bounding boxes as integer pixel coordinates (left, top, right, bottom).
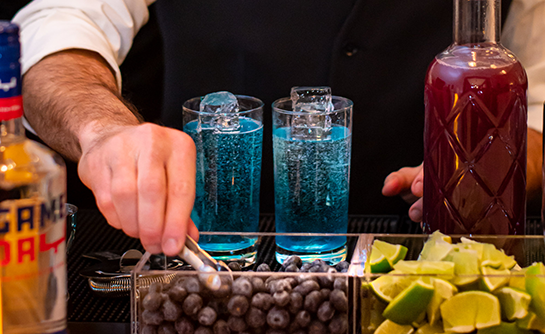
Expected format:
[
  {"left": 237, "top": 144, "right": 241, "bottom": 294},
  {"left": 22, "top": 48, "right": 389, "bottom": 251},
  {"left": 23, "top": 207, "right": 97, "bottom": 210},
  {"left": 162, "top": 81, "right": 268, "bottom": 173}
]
[{"left": 179, "top": 235, "right": 232, "bottom": 291}]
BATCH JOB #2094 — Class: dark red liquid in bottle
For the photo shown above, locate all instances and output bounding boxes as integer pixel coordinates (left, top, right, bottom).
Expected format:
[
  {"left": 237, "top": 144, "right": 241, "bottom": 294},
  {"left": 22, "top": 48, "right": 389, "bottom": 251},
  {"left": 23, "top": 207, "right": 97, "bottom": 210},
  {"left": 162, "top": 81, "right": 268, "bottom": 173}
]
[{"left": 423, "top": 46, "right": 527, "bottom": 235}]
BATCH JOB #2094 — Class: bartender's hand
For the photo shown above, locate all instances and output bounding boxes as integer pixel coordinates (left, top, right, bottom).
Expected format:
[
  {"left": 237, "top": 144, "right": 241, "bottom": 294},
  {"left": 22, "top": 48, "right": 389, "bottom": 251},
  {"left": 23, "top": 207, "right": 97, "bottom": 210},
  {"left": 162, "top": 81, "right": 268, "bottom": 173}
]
[
  {"left": 78, "top": 123, "right": 200, "bottom": 256},
  {"left": 382, "top": 163, "right": 423, "bottom": 222},
  {"left": 22, "top": 49, "right": 199, "bottom": 256}
]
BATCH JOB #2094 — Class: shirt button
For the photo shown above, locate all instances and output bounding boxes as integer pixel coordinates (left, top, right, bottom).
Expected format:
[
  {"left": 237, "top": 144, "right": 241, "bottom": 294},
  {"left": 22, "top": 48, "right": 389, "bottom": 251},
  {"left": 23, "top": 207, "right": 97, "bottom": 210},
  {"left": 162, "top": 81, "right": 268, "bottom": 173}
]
[{"left": 343, "top": 43, "right": 359, "bottom": 56}]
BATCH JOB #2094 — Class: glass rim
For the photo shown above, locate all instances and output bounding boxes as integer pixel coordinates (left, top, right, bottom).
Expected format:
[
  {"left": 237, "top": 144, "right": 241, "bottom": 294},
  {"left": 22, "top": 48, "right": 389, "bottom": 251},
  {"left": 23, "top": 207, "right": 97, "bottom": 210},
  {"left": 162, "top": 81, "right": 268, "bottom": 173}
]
[
  {"left": 182, "top": 94, "right": 264, "bottom": 117},
  {"left": 272, "top": 95, "right": 354, "bottom": 116}
]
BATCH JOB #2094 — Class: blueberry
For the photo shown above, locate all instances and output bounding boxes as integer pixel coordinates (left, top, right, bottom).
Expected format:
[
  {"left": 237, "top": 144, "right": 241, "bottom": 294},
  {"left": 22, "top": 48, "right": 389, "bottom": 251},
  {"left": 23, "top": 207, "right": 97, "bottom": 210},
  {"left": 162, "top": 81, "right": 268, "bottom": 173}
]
[
  {"left": 299, "top": 263, "right": 312, "bottom": 272},
  {"left": 142, "top": 310, "right": 164, "bottom": 326},
  {"left": 251, "top": 277, "right": 266, "bottom": 293},
  {"left": 211, "top": 276, "right": 231, "bottom": 298},
  {"left": 329, "top": 289, "right": 348, "bottom": 312},
  {"left": 183, "top": 293, "right": 203, "bottom": 316},
  {"left": 245, "top": 306, "right": 266, "bottom": 328},
  {"left": 256, "top": 263, "right": 271, "bottom": 272},
  {"left": 317, "top": 301, "right": 335, "bottom": 322},
  {"left": 175, "top": 316, "right": 195, "bottom": 334},
  {"left": 340, "top": 268, "right": 348, "bottom": 273},
  {"left": 143, "top": 292, "right": 164, "bottom": 311},
  {"left": 308, "top": 266, "right": 322, "bottom": 273},
  {"left": 228, "top": 262, "right": 242, "bottom": 271},
  {"left": 163, "top": 298, "right": 183, "bottom": 321},
  {"left": 318, "top": 268, "right": 337, "bottom": 289},
  {"left": 265, "top": 329, "right": 287, "bottom": 334},
  {"left": 197, "top": 306, "right": 217, "bottom": 327},
  {"left": 296, "top": 274, "right": 319, "bottom": 285},
  {"left": 294, "top": 310, "right": 311, "bottom": 328},
  {"left": 283, "top": 255, "right": 302, "bottom": 268},
  {"left": 269, "top": 279, "right": 292, "bottom": 294},
  {"left": 168, "top": 285, "right": 188, "bottom": 303},
  {"left": 328, "top": 314, "right": 348, "bottom": 334},
  {"left": 311, "top": 259, "right": 326, "bottom": 268},
  {"left": 183, "top": 277, "right": 202, "bottom": 294},
  {"left": 335, "top": 261, "right": 349, "bottom": 272},
  {"left": 308, "top": 320, "right": 327, "bottom": 334},
  {"left": 320, "top": 288, "right": 331, "bottom": 300},
  {"left": 267, "top": 306, "right": 290, "bottom": 329},
  {"left": 227, "top": 316, "right": 247, "bottom": 332},
  {"left": 333, "top": 278, "right": 347, "bottom": 293},
  {"left": 149, "top": 282, "right": 163, "bottom": 294},
  {"left": 194, "top": 326, "right": 213, "bottom": 334},
  {"left": 293, "top": 280, "right": 320, "bottom": 296},
  {"left": 251, "top": 292, "right": 274, "bottom": 311},
  {"left": 158, "top": 323, "right": 177, "bottom": 334},
  {"left": 288, "top": 292, "right": 303, "bottom": 314},
  {"left": 284, "top": 264, "right": 299, "bottom": 272},
  {"left": 227, "top": 295, "right": 249, "bottom": 316},
  {"left": 284, "top": 277, "right": 298, "bottom": 288},
  {"left": 212, "top": 320, "right": 230, "bottom": 334},
  {"left": 273, "top": 290, "right": 290, "bottom": 307},
  {"left": 142, "top": 325, "right": 157, "bottom": 334},
  {"left": 291, "top": 330, "right": 306, "bottom": 334},
  {"left": 303, "top": 291, "right": 324, "bottom": 313},
  {"left": 232, "top": 277, "right": 253, "bottom": 298}
]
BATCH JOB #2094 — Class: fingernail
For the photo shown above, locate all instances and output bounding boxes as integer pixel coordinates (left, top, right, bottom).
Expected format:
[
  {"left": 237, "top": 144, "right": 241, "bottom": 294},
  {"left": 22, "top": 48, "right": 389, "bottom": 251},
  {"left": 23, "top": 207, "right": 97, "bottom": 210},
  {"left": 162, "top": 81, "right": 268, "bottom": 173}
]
[
  {"left": 147, "top": 245, "right": 162, "bottom": 255},
  {"left": 163, "top": 238, "right": 181, "bottom": 255},
  {"left": 410, "top": 207, "right": 422, "bottom": 222},
  {"left": 384, "top": 174, "right": 393, "bottom": 185}
]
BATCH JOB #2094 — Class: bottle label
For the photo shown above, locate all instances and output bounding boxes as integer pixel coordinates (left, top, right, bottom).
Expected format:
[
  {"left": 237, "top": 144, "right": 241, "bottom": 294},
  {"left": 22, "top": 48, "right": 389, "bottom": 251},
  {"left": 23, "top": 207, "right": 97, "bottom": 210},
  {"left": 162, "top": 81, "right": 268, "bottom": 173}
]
[
  {"left": 0, "top": 95, "right": 23, "bottom": 120},
  {"left": 0, "top": 196, "right": 67, "bottom": 332}
]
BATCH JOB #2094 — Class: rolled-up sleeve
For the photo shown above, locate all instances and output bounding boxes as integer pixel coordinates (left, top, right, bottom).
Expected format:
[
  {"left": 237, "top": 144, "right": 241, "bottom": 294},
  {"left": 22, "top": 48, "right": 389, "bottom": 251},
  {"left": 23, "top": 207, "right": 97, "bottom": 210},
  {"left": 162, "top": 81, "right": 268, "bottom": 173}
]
[
  {"left": 503, "top": 0, "right": 545, "bottom": 133},
  {"left": 12, "top": 0, "right": 155, "bottom": 90}
]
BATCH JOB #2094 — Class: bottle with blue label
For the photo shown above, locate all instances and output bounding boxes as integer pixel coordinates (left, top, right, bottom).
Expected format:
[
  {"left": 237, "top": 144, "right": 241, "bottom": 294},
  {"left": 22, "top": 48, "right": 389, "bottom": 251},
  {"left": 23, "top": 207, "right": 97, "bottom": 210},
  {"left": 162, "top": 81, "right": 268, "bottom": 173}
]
[{"left": 0, "top": 21, "right": 67, "bottom": 334}]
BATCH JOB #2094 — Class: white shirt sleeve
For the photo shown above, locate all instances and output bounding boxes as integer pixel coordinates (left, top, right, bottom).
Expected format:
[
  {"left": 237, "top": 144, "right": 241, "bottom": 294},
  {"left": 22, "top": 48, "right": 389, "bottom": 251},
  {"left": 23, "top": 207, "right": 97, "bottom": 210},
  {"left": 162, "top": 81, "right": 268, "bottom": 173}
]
[
  {"left": 12, "top": 0, "right": 156, "bottom": 91},
  {"left": 503, "top": 0, "right": 545, "bottom": 133}
]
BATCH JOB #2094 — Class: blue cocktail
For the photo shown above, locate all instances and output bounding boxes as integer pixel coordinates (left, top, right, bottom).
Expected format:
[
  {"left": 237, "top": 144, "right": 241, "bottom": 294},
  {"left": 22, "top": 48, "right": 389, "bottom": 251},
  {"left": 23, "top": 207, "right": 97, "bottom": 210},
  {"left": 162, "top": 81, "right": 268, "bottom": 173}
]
[
  {"left": 183, "top": 94, "right": 263, "bottom": 263},
  {"left": 272, "top": 90, "right": 353, "bottom": 265}
]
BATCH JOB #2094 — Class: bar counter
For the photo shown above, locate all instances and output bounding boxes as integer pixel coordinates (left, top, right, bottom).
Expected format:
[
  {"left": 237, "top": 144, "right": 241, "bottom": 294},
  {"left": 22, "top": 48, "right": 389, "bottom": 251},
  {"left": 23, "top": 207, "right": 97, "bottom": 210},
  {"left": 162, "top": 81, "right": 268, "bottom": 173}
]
[{"left": 66, "top": 210, "right": 543, "bottom": 334}]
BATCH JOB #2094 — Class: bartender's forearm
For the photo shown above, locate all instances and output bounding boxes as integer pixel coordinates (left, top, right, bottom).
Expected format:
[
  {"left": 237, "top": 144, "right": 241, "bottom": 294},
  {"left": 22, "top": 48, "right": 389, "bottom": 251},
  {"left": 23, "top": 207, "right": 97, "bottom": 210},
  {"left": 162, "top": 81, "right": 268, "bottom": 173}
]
[
  {"left": 22, "top": 49, "right": 142, "bottom": 161},
  {"left": 527, "top": 127, "right": 542, "bottom": 212}
]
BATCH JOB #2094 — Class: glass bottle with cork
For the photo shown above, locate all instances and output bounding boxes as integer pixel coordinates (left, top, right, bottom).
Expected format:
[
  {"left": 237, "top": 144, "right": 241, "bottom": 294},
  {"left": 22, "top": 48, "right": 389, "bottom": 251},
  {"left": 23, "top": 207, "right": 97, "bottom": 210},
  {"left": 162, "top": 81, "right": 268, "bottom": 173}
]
[{"left": 423, "top": 0, "right": 528, "bottom": 235}]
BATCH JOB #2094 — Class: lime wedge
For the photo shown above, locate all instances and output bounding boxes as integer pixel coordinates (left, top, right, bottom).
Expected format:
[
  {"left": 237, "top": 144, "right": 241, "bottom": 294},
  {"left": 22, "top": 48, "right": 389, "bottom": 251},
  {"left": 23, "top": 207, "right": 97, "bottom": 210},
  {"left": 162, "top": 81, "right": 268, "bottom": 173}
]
[
  {"left": 494, "top": 287, "right": 531, "bottom": 321},
  {"left": 375, "top": 319, "right": 414, "bottom": 334},
  {"left": 393, "top": 260, "right": 455, "bottom": 277},
  {"left": 509, "top": 267, "right": 527, "bottom": 291},
  {"left": 460, "top": 237, "right": 485, "bottom": 260},
  {"left": 419, "top": 231, "right": 454, "bottom": 261},
  {"left": 477, "top": 321, "right": 532, "bottom": 334},
  {"left": 369, "top": 271, "right": 415, "bottom": 303},
  {"left": 415, "top": 322, "right": 444, "bottom": 334},
  {"left": 481, "top": 244, "right": 517, "bottom": 270},
  {"left": 525, "top": 262, "right": 545, "bottom": 320},
  {"left": 427, "top": 278, "right": 458, "bottom": 326},
  {"left": 481, "top": 266, "right": 510, "bottom": 292},
  {"left": 516, "top": 310, "right": 545, "bottom": 331},
  {"left": 383, "top": 279, "right": 435, "bottom": 325},
  {"left": 451, "top": 249, "right": 481, "bottom": 287},
  {"left": 440, "top": 291, "right": 501, "bottom": 333},
  {"left": 369, "top": 245, "right": 393, "bottom": 273},
  {"left": 374, "top": 239, "right": 408, "bottom": 264}
]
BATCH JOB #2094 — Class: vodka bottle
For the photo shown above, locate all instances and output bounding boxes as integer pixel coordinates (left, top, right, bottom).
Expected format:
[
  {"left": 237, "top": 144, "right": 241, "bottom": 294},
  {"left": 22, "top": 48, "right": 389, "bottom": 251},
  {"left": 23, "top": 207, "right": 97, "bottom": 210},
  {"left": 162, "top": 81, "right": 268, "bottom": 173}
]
[{"left": 0, "top": 22, "right": 67, "bottom": 333}]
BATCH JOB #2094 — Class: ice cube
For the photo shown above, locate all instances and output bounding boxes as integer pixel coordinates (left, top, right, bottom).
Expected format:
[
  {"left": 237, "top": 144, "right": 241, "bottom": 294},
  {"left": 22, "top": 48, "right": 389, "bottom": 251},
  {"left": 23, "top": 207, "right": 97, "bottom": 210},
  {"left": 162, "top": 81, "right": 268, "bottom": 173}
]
[
  {"left": 199, "top": 91, "right": 240, "bottom": 132},
  {"left": 290, "top": 86, "right": 334, "bottom": 113},
  {"left": 290, "top": 86, "right": 333, "bottom": 140}
]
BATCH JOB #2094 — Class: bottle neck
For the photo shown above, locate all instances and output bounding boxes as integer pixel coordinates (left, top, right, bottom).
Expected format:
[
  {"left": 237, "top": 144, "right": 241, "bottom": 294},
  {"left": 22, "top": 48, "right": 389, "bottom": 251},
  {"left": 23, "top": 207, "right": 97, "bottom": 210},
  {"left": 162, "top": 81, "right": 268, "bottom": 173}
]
[
  {"left": 454, "top": 0, "right": 500, "bottom": 45},
  {"left": 0, "top": 117, "right": 26, "bottom": 144}
]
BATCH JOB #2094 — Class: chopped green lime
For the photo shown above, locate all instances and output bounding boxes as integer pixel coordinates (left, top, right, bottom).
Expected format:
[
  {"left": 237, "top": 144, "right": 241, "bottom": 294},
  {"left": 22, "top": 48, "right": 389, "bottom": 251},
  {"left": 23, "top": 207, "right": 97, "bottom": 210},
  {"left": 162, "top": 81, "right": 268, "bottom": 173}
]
[
  {"left": 427, "top": 278, "right": 458, "bottom": 326},
  {"left": 481, "top": 266, "right": 510, "bottom": 292},
  {"left": 369, "top": 271, "right": 415, "bottom": 303},
  {"left": 440, "top": 291, "right": 501, "bottom": 333},
  {"left": 494, "top": 287, "right": 531, "bottom": 321},
  {"left": 481, "top": 244, "right": 517, "bottom": 270},
  {"left": 460, "top": 237, "right": 485, "bottom": 260},
  {"left": 375, "top": 319, "right": 415, "bottom": 334},
  {"left": 477, "top": 321, "right": 532, "bottom": 334},
  {"left": 415, "top": 322, "right": 444, "bottom": 334},
  {"left": 369, "top": 245, "right": 393, "bottom": 273},
  {"left": 374, "top": 239, "right": 408, "bottom": 264},
  {"left": 383, "top": 279, "right": 435, "bottom": 325},
  {"left": 451, "top": 249, "right": 481, "bottom": 287},
  {"left": 393, "top": 260, "right": 455, "bottom": 277},
  {"left": 509, "top": 267, "right": 527, "bottom": 291},
  {"left": 516, "top": 310, "right": 545, "bottom": 331},
  {"left": 525, "top": 262, "right": 545, "bottom": 320},
  {"left": 419, "top": 231, "right": 454, "bottom": 261}
]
